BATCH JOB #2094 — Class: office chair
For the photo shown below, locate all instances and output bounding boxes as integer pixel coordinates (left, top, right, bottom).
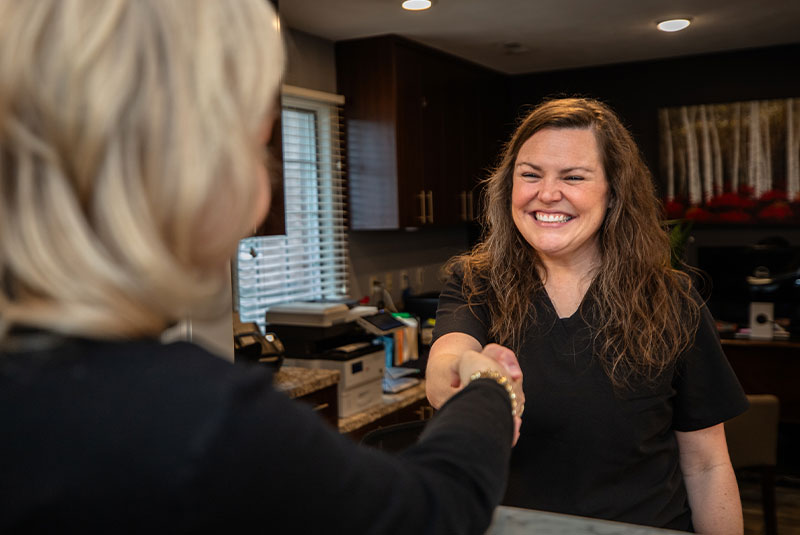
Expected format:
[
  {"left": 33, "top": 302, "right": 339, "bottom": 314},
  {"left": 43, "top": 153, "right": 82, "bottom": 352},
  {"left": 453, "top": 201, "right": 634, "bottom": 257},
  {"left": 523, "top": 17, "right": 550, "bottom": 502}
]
[{"left": 725, "top": 394, "right": 780, "bottom": 535}]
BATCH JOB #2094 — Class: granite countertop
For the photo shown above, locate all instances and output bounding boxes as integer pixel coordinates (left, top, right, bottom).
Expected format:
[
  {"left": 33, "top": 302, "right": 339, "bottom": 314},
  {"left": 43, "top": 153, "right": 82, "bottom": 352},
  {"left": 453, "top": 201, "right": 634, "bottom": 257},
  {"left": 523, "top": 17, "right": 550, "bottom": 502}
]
[
  {"left": 272, "top": 365, "right": 427, "bottom": 433},
  {"left": 487, "top": 507, "right": 685, "bottom": 534},
  {"left": 338, "top": 381, "right": 427, "bottom": 433},
  {"left": 272, "top": 366, "right": 340, "bottom": 398}
]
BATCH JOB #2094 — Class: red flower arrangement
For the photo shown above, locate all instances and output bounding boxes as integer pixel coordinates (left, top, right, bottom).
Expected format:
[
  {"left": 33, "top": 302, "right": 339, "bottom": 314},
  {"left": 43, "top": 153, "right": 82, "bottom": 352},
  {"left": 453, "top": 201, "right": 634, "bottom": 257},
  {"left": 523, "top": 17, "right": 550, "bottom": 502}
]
[
  {"left": 758, "top": 201, "right": 793, "bottom": 221},
  {"left": 664, "top": 189, "right": 798, "bottom": 224}
]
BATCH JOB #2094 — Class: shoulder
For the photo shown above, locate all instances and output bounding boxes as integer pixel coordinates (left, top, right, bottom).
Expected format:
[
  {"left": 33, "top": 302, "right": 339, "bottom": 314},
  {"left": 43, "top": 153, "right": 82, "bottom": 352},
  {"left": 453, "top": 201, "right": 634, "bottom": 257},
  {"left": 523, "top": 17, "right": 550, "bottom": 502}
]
[
  {"left": 5, "top": 335, "right": 276, "bottom": 420},
  {"left": 0, "top": 335, "right": 282, "bottom": 526},
  {"left": 97, "top": 338, "right": 273, "bottom": 404},
  {"left": 79, "top": 337, "right": 261, "bottom": 376}
]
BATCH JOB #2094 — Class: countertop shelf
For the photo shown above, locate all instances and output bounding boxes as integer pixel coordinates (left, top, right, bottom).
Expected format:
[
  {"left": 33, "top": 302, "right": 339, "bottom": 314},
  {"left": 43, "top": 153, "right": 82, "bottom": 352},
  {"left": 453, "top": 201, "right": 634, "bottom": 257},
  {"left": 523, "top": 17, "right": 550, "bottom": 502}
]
[{"left": 488, "top": 506, "right": 684, "bottom": 534}]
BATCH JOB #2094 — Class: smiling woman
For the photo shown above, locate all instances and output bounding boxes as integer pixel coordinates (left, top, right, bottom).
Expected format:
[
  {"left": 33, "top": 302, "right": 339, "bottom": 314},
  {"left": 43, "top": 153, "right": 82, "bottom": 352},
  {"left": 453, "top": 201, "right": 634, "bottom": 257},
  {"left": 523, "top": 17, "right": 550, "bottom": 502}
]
[
  {"left": 450, "top": 98, "right": 698, "bottom": 365},
  {"left": 511, "top": 127, "right": 609, "bottom": 273},
  {"left": 426, "top": 97, "right": 750, "bottom": 533}
]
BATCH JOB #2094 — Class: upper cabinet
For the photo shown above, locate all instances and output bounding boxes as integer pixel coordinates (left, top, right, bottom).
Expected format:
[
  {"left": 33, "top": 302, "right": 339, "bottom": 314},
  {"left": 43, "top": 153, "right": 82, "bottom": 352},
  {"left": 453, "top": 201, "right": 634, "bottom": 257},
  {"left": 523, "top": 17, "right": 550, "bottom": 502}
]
[
  {"left": 250, "top": 0, "right": 284, "bottom": 236},
  {"left": 336, "top": 35, "right": 508, "bottom": 230},
  {"left": 254, "top": 95, "right": 285, "bottom": 236}
]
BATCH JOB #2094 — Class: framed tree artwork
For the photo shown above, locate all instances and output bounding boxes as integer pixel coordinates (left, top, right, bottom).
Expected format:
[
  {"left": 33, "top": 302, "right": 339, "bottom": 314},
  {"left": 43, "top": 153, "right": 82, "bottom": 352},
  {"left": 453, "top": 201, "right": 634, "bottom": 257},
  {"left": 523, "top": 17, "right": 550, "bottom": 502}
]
[{"left": 660, "top": 98, "right": 800, "bottom": 223}]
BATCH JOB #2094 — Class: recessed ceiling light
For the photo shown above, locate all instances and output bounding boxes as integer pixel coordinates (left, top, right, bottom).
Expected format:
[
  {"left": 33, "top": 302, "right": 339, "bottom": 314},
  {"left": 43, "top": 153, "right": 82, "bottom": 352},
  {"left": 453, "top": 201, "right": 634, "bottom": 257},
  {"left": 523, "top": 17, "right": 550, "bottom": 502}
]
[
  {"left": 402, "top": 0, "right": 432, "bottom": 11},
  {"left": 657, "top": 18, "right": 691, "bottom": 32}
]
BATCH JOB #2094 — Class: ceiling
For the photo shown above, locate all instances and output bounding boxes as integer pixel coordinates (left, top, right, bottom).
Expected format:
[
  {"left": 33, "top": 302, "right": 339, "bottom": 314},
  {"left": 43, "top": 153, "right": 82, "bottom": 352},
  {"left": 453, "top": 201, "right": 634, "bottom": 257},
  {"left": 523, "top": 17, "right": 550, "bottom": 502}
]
[{"left": 281, "top": 0, "right": 800, "bottom": 74}]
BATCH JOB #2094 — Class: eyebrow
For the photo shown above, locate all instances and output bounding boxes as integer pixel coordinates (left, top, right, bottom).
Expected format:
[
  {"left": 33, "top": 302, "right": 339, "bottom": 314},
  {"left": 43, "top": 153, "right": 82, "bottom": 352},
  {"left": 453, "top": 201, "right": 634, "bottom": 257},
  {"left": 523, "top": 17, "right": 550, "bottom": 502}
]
[{"left": 515, "top": 162, "right": 596, "bottom": 174}]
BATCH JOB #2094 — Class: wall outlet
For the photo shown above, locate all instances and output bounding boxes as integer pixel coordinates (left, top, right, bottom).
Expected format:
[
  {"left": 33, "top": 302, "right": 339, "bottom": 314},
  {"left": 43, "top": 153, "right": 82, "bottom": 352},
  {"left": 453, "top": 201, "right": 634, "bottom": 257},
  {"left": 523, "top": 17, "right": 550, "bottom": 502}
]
[
  {"left": 415, "top": 267, "right": 424, "bottom": 288},
  {"left": 384, "top": 272, "right": 393, "bottom": 292},
  {"left": 368, "top": 276, "right": 380, "bottom": 293}
]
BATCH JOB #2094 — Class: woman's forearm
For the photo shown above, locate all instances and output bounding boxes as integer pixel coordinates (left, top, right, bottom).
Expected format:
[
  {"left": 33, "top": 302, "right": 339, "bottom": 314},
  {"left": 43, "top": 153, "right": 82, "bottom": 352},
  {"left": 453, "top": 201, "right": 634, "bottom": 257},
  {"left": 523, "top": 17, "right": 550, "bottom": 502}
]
[
  {"left": 426, "top": 333, "right": 485, "bottom": 408},
  {"left": 677, "top": 423, "right": 743, "bottom": 534},
  {"left": 683, "top": 460, "right": 743, "bottom": 534},
  {"left": 425, "top": 351, "right": 461, "bottom": 408}
]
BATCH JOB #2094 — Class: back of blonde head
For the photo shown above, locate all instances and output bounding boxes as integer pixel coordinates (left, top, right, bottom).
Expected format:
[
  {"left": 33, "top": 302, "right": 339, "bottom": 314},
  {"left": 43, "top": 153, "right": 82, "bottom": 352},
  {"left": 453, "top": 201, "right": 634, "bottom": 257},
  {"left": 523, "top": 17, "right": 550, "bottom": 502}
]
[{"left": 0, "top": 0, "right": 283, "bottom": 338}]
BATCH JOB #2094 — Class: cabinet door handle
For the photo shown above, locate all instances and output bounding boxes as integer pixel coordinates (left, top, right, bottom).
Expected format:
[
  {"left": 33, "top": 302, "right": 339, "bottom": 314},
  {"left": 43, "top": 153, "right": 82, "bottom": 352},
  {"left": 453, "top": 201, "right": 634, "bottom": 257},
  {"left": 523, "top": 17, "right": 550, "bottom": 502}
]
[
  {"left": 467, "top": 191, "right": 474, "bottom": 220},
  {"left": 312, "top": 403, "right": 330, "bottom": 412},
  {"left": 460, "top": 191, "right": 467, "bottom": 221},
  {"left": 417, "top": 190, "right": 427, "bottom": 224},
  {"left": 416, "top": 405, "right": 435, "bottom": 420},
  {"left": 426, "top": 190, "right": 434, "bottom": 224}
]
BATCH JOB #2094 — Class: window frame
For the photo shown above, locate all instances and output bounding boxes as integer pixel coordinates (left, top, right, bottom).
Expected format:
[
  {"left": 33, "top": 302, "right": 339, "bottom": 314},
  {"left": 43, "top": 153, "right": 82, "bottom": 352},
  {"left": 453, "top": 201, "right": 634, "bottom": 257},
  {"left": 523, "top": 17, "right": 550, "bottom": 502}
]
[{"left": 234, "top": 87, "right": 347, "bottom": 331}]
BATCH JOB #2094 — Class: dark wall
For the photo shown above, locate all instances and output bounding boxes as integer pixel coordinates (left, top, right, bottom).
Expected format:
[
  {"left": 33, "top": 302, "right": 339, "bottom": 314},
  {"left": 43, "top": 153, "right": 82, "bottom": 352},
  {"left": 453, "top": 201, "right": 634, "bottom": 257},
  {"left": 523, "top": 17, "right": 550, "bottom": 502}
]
[
  {"left": 509, "top": 43, "right": 800, "bottom": 258},
  {"left": 510, "top": 43, "right": 800, "bottom": 194}
]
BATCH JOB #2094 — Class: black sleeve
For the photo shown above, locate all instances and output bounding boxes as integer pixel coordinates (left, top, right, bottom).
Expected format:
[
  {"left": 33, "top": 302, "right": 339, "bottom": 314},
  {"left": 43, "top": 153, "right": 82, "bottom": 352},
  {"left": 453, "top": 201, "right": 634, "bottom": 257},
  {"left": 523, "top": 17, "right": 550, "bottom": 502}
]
[
  {"left": 671, "top": 301, "right": 750, "bottom": 432},
  {"left": 186, "top": 371, "right": 514, "bottom": 535},
  {"left": 432, "top": 267, "right": 491, "bottom": 347}
]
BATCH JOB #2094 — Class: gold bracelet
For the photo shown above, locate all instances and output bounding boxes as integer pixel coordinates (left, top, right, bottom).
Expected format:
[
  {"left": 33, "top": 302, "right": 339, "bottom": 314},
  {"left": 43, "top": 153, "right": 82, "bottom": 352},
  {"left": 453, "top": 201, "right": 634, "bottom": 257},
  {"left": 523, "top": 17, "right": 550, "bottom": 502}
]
[{"left": 469, "top": 369, "right": 518, "bottom": 416}]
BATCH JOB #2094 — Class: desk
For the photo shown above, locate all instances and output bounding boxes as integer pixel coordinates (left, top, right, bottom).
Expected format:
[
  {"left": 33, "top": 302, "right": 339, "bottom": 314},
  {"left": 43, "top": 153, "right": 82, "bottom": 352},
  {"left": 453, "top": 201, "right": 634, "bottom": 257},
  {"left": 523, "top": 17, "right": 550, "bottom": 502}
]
[
  {"left": 487, "top": 506, "right": 684, "bottom": 534},
  {"left": 721, "top": 339, "right": 800, "bottom": 424},
  {"left": 721, "top": 338, "right": 800, "bottom": 476}
]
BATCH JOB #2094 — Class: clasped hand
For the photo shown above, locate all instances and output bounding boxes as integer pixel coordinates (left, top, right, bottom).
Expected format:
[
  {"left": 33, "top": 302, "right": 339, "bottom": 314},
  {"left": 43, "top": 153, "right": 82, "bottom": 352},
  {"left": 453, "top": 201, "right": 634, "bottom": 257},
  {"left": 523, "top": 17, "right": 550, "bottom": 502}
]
[{"left": 449, "top": 343, "right": 525, "bottom": 446}]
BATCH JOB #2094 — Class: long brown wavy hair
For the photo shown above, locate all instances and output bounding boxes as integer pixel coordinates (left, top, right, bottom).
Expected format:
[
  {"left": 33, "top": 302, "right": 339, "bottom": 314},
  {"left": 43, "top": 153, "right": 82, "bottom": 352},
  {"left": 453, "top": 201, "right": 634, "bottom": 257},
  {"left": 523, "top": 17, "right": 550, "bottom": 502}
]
[{"left": 449, "top": 97, "right": 700, "bottom": 389}]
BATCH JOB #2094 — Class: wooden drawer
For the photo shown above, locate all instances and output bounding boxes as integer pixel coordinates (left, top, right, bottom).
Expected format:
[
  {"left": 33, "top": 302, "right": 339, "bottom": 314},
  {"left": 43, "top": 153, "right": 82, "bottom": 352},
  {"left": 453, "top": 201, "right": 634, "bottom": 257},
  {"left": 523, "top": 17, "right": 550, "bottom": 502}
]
[
  {"left": 345, "top": 398, "right": 433, "bottom": 442},
  {"left": 295, "top": 383, "right": 338, "bottom": 428}
]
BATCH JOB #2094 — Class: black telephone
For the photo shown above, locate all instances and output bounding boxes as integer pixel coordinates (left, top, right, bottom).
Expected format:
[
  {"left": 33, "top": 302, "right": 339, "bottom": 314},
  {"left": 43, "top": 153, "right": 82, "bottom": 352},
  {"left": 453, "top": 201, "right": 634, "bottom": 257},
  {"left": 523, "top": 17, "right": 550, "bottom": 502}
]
[{"left": 233, "top": 331, "right": 285, "bottom": 370}]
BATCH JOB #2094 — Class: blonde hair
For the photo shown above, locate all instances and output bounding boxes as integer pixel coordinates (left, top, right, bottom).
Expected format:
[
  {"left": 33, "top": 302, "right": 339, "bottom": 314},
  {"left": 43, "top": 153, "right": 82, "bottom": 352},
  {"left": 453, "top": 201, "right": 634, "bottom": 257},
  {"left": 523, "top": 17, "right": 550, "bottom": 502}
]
[
  {"left": 452, "top": 98, "right": 700, "bottom": 389},
  {"left": 0, "top": 0, "right": 284, "bottom": 338}
]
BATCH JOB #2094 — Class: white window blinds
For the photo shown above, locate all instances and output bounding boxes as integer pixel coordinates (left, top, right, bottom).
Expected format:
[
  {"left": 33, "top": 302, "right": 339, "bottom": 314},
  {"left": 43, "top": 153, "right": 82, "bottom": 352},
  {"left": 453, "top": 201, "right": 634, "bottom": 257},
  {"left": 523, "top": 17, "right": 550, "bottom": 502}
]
[{"left": 235, "top": 86, "right": 348, "bottom": 331}]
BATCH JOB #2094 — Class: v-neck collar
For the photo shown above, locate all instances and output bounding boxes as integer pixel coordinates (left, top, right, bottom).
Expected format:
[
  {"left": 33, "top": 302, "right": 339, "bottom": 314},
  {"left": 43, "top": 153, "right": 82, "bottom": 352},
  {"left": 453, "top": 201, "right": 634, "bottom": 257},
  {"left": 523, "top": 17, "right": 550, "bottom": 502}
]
[
  {"left": 534, "top": 286, "right": 596, "bottom": 358},
  {"left": 541, "top": 279, "right": 595, "bottom": 321}
]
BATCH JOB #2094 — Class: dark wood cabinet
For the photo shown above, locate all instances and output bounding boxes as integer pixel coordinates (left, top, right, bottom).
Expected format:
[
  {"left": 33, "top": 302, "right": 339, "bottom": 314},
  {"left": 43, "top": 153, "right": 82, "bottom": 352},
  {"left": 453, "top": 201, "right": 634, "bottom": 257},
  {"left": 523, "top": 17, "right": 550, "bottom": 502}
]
[
  {"left": 344, "top": 397, "right": 433, "bottom": 442},
  {"left": 253, "top": 99, "right": 286, "bottom": 236},
  {"left": 295, "top": 382, "right": 339, "bottom": 428},
  {"left": 253, "top": 95, "right": 285, "bottom": 236},
  {"left": 336, "top": 35, "right": 507, "bottom": 230},
  {"left": 253, "top": 0, "right": 284, "bottom": 236}
]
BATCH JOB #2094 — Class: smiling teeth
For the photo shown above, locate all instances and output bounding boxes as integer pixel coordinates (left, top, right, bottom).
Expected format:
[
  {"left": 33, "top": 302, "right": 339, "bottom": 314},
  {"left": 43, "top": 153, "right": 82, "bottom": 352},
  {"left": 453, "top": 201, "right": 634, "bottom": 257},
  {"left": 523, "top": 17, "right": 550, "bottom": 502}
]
[{"left": 535, "top": 212, "right": 572, "bottom": 223}]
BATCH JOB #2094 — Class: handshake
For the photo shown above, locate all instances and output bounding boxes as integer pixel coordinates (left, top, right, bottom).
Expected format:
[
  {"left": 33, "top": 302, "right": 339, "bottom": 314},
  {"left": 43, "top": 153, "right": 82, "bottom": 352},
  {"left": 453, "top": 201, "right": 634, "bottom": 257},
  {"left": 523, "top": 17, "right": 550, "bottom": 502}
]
[{"left": 444, "top": 342, "right": 525, "bottom": 446}]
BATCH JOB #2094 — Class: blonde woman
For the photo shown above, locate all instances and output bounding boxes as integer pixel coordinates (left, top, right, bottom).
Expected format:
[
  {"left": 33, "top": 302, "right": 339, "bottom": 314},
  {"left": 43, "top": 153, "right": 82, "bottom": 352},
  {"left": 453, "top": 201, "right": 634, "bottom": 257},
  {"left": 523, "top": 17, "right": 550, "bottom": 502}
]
[
  {"left": 427, "top": 98, "right": 748, "bottom": 533},
  {"left": 0, "top": 1, "right": 522, "bottom": 532}
]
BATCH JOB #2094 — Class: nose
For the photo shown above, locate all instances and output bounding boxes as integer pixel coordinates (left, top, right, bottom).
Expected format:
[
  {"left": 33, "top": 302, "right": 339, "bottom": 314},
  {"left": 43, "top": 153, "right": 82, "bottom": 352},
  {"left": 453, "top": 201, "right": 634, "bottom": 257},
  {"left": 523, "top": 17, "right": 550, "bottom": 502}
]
[{"left": 537, "top": 177, "right": 562, "bottom": 203}]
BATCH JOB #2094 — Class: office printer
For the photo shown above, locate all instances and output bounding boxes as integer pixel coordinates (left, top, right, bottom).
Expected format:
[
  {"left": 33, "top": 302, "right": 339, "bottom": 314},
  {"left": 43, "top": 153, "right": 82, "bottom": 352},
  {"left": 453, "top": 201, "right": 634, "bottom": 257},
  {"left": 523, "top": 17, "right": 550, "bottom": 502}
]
[{"left": 268, "top": 302, "right": 405, "bottom": 418}]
